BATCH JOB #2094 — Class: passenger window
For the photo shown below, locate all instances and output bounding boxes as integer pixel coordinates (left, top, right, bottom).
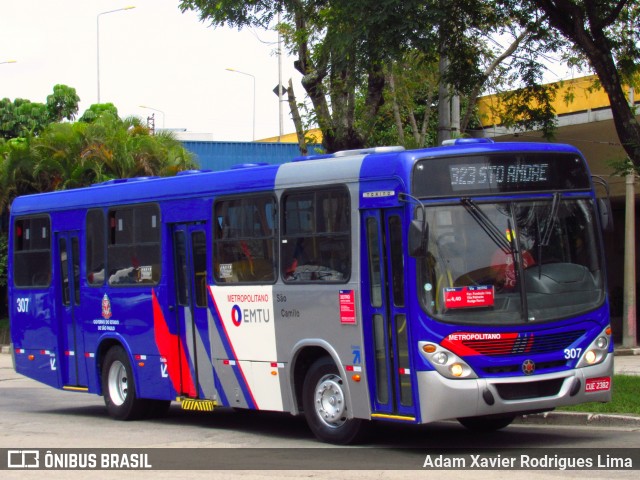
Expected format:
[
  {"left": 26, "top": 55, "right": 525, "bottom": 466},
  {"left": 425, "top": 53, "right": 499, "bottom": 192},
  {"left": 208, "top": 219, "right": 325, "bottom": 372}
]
[
  {"left": 213, "top": 194, "right": 277, "bottom": 283},
  {"left": 13, "top": 216, "right": 51, "bottom": 287},
  {"left": 86, "top": 209, "right": 106, "bottom": 286},
  {"left": 107, "top": 204, "right": 161, "bottom": 286},
  {"left": 281, "top": 186, "right": 350, "bottom": 283}
]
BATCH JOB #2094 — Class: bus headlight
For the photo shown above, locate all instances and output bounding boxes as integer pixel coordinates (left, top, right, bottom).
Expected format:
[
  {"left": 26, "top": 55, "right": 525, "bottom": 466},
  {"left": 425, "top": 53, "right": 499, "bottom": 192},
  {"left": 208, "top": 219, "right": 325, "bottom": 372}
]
[
  {"left": 576, "top": 326, "right": 611, "bottom": 368},
  {"left": 419, "top": 341, "right": 477, "bottom": 379}
]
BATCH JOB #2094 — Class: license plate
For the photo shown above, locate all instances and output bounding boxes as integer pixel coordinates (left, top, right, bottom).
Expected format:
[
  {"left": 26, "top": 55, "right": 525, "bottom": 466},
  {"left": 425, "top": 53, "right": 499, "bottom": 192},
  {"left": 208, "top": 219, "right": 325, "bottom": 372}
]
[{"left": 585, "top": 376, "right": 611, "bottom": 392}]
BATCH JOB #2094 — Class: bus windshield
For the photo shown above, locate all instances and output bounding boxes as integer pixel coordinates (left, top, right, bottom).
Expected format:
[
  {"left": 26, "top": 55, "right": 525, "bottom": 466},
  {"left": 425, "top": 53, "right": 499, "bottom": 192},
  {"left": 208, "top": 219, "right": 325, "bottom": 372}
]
[{"left": 417, "top": 196, "right": 605, "bottom": 325}]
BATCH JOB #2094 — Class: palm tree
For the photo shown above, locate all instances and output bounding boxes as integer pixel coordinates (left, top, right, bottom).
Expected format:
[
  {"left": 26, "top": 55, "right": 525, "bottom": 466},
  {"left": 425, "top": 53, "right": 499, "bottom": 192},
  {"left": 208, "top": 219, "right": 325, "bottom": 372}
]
[{"left": 1, "top": 111, "right": 197, "bottom": 214}]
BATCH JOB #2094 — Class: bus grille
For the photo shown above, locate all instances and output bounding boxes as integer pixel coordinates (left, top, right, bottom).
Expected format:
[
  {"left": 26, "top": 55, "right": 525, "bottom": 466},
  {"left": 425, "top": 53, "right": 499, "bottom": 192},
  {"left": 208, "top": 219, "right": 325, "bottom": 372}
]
[
  {"left": 483, "top": 360, "right": 567, "bottom": 375},
  {"left": 462, "top": 330, "right": 585, "bottom": 356},
  {"left": 495, "top": 378, "right": 565, "bottom": 400}
]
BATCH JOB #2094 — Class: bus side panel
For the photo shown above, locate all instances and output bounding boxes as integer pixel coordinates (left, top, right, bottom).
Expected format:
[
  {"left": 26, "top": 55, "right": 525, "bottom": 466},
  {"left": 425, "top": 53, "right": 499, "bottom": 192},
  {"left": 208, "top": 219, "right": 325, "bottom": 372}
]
[
  {"left": 80, "top": 288, "right": 177, "bottom": 400},
  {"left": 268, "top": 161, "right": 372, "bottom": 419},
  {"left": 11, "top": 291, "right": 62, "bottom": 389}
]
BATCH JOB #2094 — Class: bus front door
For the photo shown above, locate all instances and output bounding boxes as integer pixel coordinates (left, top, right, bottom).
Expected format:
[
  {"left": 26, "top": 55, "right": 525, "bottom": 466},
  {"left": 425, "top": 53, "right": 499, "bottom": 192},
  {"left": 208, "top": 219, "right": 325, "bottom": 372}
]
[
  {"left": 363, "top": 209, "right": 417, "bottom": 421},
  {"left": 171, "top": 224, "right": 215, "bottom": 400},
  {"left": 56, "top": 231, "right": 87, "bottom": 389}
]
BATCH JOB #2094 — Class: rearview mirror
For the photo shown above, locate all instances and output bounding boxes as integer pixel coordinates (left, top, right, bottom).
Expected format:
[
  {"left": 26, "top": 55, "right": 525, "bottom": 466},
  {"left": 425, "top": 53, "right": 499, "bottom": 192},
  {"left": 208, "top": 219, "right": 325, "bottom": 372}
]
[
  {"left": 597, "top": 197, "right": 614, "bottom": 232},
  {"left": 409, "top": 219, "right": 429, "bottom": 257}
]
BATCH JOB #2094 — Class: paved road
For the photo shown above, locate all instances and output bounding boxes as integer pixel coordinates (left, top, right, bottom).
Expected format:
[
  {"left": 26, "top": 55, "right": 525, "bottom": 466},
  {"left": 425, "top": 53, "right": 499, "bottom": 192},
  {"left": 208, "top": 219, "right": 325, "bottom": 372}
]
[{"left": 1, "top": 352, "right": 639, "bottom": 479}]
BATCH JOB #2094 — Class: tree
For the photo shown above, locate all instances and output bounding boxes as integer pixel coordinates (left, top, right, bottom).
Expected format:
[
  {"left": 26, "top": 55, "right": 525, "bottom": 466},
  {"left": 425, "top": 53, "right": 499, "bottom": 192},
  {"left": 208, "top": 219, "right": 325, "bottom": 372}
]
[
  {"left": 46, "top": 84, "right": 80, "bottom": 123},
  {"left": 179, "top": 1, "right": 572, "bottom": 151},
  {"left": 79, "top": 103, "right": 119, "bottom": 123},
  {"left": 0, "top": 84, "right": 79, "bottom": 140},
  {"left": 180, "top": 0, "right": 442, "bottom": 152},
  {"left": 504, "top": 0, "right": 640, "bottom": 166},
  {"left": 0, "top": 111, "right": 197, "bottom": 215},
  {"left": 363, "top": 55, "right": 440, "bottom": 149}
]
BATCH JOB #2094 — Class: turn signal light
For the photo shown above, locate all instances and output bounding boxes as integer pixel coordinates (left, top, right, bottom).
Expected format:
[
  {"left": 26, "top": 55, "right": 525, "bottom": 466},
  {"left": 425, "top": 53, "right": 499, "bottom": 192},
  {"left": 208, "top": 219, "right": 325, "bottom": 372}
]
[
  {"left": 422, "top": 344, "right": 437, "bottom": 354},
  {"left": 352, "top": 374, "right": 361, "bottom": 382}
]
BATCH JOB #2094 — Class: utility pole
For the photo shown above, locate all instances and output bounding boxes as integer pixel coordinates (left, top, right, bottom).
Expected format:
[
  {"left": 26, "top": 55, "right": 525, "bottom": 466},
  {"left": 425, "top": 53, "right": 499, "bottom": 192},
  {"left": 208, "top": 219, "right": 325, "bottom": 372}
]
[
  {"left": 277, "top": 10, "right": 284, "bottom": 142},
  {"left": 622, "top": 84, "right": 637, "bottom": 348}
]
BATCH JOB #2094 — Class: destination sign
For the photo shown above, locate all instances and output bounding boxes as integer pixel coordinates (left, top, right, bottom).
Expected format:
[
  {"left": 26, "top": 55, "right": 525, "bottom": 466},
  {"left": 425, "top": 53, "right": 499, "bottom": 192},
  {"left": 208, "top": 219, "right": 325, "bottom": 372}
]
[
  {"left": 413, "top": 152, "right": 591, "bottom": 197},
  {"left": 449, "top": 162, "right": 549, "bottom": 191}
]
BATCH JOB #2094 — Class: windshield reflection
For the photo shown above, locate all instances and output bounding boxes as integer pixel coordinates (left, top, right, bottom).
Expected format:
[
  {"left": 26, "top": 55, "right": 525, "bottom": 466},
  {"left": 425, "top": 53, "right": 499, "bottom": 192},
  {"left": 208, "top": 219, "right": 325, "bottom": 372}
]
[{"left": 418, "top": 198, "right": 604, "bottom": 325}]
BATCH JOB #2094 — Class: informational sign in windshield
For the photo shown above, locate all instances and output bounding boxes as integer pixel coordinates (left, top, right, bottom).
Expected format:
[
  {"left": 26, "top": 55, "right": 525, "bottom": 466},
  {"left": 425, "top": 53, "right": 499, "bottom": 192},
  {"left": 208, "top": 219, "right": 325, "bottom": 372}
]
[{"left": 444, "top": 286, "right": 495, "bottom": 309}]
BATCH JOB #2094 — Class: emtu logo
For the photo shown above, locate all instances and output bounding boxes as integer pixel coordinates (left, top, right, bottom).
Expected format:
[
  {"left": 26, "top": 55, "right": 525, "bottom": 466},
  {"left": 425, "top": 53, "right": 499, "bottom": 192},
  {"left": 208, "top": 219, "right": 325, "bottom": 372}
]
[{"left": 231, "top": 305, "right": 242, "bottom": 327}]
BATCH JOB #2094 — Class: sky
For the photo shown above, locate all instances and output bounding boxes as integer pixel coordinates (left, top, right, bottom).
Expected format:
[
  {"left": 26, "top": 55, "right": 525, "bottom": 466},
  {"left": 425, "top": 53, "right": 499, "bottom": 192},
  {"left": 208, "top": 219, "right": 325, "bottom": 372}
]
[{"left": 0, "top": 0, "right": 302, "bottom": 141}]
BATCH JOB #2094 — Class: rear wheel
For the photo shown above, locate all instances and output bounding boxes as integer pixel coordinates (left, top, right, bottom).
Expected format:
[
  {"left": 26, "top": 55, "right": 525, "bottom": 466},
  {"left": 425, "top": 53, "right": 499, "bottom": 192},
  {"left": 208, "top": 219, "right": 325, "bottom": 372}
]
[
  {"left": 102, "top": 346, "right": 147, "bottom": 420},
  {"left": 302, "top": 357, "right": 363, "bottom": 444},
  {"left": 457, "top": 415, "right": 515, "bottom": 432}
]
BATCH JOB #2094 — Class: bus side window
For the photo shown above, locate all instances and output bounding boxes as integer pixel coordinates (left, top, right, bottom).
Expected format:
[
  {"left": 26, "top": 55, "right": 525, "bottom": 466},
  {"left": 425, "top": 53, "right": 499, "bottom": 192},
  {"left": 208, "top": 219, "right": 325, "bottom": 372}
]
[
  {"left": 107, "top": 204, "right": 161, "bottom": 286},
  {"left": 13, "top": 216, "right": 51, "bottom": 287},
  {"left": 281, "top": 186, "right": 350, "bottom": 283},
  {"left": 86, "top": 209, "right": 106, "bottom": 286},
  {"left": 213, "top": 194, "right": 277, "bottom": 284}
]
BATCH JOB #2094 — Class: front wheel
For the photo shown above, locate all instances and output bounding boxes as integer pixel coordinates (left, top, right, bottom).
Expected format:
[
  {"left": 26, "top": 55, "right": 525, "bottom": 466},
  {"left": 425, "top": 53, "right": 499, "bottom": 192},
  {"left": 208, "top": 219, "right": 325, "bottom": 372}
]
[
  {"left": 302, "top": 357, "right": 364, "bottom": 444},
  {"left": 101, "top": 346, "right": 147, "bottom": 420}
]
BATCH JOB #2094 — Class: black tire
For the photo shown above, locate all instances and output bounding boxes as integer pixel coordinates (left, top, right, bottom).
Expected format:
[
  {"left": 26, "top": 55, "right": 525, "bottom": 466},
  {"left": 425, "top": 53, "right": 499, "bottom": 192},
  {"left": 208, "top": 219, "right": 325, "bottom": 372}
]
[
  {"left": 101, "top": 346, "right": 148, "bottom": 420},
  {"left": 457, "top": 415, "right": 515, "bottom": 432},
  {"left": 302, "top": 357, "right": 364, "bottom": 444}
]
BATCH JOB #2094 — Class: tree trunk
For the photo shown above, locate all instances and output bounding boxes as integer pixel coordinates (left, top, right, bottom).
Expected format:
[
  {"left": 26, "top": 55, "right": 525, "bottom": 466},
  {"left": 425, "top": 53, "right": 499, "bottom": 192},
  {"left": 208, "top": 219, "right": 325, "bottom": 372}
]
[
  {"left": 536, "top": 0, "right": 640, "bottom": 166},
  {"left": 286, "top": 79, "right": 308, "bottom": 156},
  {"left": 388, "top": 72, "right": 406, "bottom": 145}
]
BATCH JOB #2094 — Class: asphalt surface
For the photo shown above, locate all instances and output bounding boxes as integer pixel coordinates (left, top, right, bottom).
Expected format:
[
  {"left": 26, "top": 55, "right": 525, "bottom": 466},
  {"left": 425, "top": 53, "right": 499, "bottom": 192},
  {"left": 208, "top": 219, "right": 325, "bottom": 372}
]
[{"left": 1, "top": 344, "right": 639, "bottom": 428}]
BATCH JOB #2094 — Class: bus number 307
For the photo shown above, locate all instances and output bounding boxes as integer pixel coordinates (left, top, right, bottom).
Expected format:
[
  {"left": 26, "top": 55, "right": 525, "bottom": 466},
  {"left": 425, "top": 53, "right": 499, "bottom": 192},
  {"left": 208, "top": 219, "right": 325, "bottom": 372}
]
[
  {"left": 16, "top": 298, "right": 30, "bottom": 313},
  {"left": 563, "top": 348, "right": 582, "bottom": 359}
]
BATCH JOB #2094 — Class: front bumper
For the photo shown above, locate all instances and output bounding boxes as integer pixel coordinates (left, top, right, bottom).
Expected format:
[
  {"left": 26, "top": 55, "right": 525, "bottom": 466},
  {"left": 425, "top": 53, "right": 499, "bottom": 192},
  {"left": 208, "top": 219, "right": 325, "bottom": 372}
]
[{"left": 416, "top": 354, "right": 613, "bottom": 423}]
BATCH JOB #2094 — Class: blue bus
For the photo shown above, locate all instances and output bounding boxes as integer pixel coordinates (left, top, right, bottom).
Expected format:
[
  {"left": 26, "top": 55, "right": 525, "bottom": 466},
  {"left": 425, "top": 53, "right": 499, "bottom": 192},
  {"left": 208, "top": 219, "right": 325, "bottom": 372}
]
[{"left": 8, "top": 139, "right": 613, "bottom": 444}]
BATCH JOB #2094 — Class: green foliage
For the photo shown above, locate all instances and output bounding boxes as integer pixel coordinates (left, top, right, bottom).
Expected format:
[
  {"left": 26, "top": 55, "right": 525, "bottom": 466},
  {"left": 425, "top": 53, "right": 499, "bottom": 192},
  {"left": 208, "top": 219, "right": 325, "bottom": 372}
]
[
  {"left": 608, "top": 156, "right": 640, "bottom": 177},
  {"left": 0, "top": 232, "right": 7, "bottom": 288},
  {"left": 560, "top": 375, "right": 640, "bottom": 415},
  {"left": 180, "top": 0, "right": 445, "bottom": 151},
  {"left": 0, "top": 317, "right": 8, "bottom": 345},
  {"left": 0, "top": 85, "right": 79, "bottom": 140},
  {"left": 179, "top": 1, "right": 581, "bottom": 150},
  {"left": 502, "top": 0, "right": 640, "bottom": 166},
  {"left": 47, "top": 84, "right": 80, "bottom": 123},
  {"left": 79, "top": 103, "right": 119, "bottom": 123},
  {"left": 498, "top": 83, "right": 560, "bottom": 139},
  {"left": 0, "top": 106, "right": 197, "bottom": 214}
]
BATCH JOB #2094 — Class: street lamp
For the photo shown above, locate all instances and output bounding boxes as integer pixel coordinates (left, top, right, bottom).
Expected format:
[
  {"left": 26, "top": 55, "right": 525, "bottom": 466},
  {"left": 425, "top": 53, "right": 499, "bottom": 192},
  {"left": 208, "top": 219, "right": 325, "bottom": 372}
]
[
  {"left": 139, "top": 105, "right": 165, "bottom": 129},
  {"left": 226, "top": 68, "right": 256, "bottom": 141},
  {"left": 97, "top": 6, "right": 135, "bottom": 103}
]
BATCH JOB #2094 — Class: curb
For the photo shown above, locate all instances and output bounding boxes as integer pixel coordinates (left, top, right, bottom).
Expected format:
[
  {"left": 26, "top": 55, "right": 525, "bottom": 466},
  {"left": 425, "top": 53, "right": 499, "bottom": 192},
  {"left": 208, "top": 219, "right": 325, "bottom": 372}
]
[
  {"left": 614, "top": 347, "right": 640, "bottom": 356},
  {"left": 515, "top": 410, "right": 640, "bottom": 428}
]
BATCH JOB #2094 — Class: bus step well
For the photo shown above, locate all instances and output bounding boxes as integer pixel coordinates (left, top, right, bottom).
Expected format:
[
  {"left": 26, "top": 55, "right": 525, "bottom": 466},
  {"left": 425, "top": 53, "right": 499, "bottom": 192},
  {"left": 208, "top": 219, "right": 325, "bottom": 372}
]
[{"left": 178, "top": 397, "right": 216, "bottom": 412}]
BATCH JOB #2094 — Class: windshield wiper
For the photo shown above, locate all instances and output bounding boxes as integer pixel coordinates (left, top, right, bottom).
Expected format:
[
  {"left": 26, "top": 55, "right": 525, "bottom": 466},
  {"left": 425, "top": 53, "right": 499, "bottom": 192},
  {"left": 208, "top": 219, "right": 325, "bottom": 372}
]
[
  {"left": 461, "top": 198, "right": 513, "bottom": 254},
  {"left": 541, "top": 192, "right": 561, "bottom": 246}
]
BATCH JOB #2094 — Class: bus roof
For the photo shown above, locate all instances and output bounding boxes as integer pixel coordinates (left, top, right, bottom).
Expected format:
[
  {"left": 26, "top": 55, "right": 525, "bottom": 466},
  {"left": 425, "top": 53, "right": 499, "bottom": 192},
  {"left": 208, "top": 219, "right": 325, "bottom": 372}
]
[{"left": 10, "top": 140, "right": 584, "bottom": 216}]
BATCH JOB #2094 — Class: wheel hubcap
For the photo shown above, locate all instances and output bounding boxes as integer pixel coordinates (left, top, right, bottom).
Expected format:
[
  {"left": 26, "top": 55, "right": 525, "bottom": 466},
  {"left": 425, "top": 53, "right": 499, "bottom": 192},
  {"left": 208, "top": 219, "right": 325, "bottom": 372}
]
[
  {"left": 314, "top": 374, "right": 346, "bottom": 428},
  {"left": 108, "top": 360, "right": 128, "bottom": 406}
]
